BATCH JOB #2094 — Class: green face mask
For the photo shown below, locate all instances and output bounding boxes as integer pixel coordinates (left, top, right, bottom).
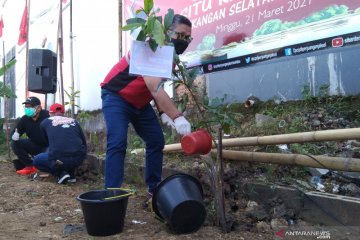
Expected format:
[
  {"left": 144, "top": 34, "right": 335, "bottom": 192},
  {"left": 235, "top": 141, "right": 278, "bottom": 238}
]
[{"left": 24, "top": 107, "right": 36, "bottom": 117}]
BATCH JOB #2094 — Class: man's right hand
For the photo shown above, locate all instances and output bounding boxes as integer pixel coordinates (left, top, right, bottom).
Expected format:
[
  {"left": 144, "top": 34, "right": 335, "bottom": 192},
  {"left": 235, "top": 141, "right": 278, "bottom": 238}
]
[
  {"left": 174, "top": 116, "right": 191, "bottom": 135},
  {"left": 12, "top": 128, "right": 20, "bottom": 141}
]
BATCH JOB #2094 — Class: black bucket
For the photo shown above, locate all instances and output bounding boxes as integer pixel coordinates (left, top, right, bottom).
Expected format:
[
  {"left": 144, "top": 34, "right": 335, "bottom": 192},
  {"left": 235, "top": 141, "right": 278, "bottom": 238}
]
[
  {"left": 152, "top": 173, "right": 207, "bottom": 234},
  {"left": 76, "top": 189, "right": 130, "bottom": 236}
]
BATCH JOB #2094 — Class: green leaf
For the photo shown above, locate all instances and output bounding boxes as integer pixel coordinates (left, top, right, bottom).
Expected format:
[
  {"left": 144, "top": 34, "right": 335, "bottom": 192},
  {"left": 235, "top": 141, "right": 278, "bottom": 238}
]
[
  {"left": 222, "top": 123, "right": 231, "bottom": 134},
  {"left": 156, "top": 16, "right": 162, "bottom": 24},
  {"left": 164, "top": 9, "right": 174, "bottom": 30},
  {"left": 146, "top": 16, "right": 155, "bottom": 35},
  {"left": 225, "top": 114, "right": 240, "bottom": 126},
  {"left": 0, "top": 82, "right": 16, "bottom": 98},
  {"left": 126, "top": 17, "right": 146, "bottom": 25},
  {"left": 177, "top": 102, "right": 184, "bottom": 112},
  {"left": 136, "top": 30, "right": 147, "bottom": 41},
  {"left": 143, "top": 0, "right": 154, "bottom": 15},
  {"left": 148, "top": 38, "right": 158, "bottom": 52},
  {"left": 0, "top": 59, "right": 17, "bottom": 76},
  {"left": 121, "top": 23, "right": 143, "bottom": 31},
  {"left": 152, "top": 19, "right": 165, "bottom": 46}
]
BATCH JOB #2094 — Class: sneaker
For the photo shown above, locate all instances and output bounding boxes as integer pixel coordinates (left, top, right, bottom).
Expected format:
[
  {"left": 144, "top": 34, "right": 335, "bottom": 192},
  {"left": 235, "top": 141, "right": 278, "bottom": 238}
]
[
  {"left": 13, "top": 159, "right": 25, "bottom": 171},
  {"left": 16, "top": 166, "right": 37, "bottom": 175},
  {"left": 67, "top": 169, "right": 76, "bottom": 183},
  {"left": 67, "top": 178, "right": 77, "bottom": 183},
  {"left": 57, "top": 172, "right": 70, "bottom": 184}
]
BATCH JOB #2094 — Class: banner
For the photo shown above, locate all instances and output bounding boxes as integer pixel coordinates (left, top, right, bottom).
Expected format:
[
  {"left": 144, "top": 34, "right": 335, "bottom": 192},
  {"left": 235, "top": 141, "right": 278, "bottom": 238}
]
[{"left": 122, "top": 0, "right": 360, "bottom": 71}]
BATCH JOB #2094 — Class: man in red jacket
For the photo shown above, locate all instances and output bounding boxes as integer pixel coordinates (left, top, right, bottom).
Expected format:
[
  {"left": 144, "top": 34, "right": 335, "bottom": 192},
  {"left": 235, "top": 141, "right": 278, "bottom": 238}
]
[{"left": 101, "top": 14, "right": 193, "bottom": 197}]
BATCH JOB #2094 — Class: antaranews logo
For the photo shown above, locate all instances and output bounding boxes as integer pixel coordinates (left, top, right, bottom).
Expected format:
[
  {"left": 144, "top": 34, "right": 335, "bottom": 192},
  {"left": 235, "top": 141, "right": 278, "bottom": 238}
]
[{"left": 274, "top": 229, "right": 331, "bottom": 239}]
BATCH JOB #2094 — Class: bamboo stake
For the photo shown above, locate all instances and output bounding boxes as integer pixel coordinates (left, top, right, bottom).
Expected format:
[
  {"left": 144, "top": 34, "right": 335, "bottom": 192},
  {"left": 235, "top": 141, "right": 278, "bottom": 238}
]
[
  {"left": 2, "top": 41, "right": 10, "bottom": 158},
  {"left": 220, "top": 128, "right": 360, "bottom": 147},
  {"left": 217, "top": 150, "right": 360, "bottom": 172},
  {"left": 58, "top": 0, "right": 65, "bottom": 106},
  {"left": 69, "top": 0, "right": 75, "bottom": 118},
  {"left": 147, "top": 128, "right": 360, "bottom": 153}
]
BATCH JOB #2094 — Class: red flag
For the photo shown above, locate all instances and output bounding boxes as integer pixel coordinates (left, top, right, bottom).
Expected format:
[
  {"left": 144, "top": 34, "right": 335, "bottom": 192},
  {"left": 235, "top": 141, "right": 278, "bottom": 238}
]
[
  {"left": 18, "top": 4, "right": 28, "bottom": 45},
  {"left": 0, "top": 16, "right": 4, "bottom": 38},
  {"left": 62, "top": 0, "right": 67, "bottom": 3}
]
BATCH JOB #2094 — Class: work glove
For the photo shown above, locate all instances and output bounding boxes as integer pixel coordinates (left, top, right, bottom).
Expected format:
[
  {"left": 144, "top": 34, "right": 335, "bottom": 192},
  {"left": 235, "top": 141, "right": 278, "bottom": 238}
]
[
  {"left": 160, "top": 113, "right": 175, "bottom": 128},
  {"left": 174, "top": 116, "right": 191, "bottom": 135},
  {"left": 12, "top": 128, "right": 20, "bottom": 141}
]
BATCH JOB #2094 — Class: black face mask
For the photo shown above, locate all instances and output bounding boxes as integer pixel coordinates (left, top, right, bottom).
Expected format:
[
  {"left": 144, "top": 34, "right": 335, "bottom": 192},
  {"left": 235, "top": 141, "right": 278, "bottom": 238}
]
[{"left": 171, "top": 39, "right": 189, "bottom": 55}]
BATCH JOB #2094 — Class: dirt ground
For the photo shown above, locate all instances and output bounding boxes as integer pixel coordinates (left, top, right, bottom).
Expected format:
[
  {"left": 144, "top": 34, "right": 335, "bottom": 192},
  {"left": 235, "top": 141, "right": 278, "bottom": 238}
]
[{"left": 0, "top": 156, "right": 274, "bottom": 240}]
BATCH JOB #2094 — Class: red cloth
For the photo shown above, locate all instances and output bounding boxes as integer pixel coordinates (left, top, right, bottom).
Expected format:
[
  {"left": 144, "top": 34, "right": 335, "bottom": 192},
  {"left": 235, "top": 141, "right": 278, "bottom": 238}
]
[
  {"left": 100, "top": 53, "right": 153, "bottom": 109},
  {"left": 18, "top": 4, "right": 28, "bottom": 46},
  {"left": 0, "top": 16, "right": 4, "bottom": 38}
]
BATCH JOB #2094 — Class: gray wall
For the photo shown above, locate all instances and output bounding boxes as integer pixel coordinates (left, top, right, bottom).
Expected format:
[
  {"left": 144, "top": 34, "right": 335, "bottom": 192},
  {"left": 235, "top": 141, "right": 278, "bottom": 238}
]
[{"left": 207, "top": 45, "right": 360, "bottom": 104}]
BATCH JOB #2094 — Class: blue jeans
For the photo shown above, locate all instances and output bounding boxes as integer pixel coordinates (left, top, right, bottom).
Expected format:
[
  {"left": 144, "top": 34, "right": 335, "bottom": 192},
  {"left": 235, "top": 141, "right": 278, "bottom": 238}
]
[
  {"left": 33, "top": 152, "right": 85, "bottom": 177},
  {"left": 101, "top": 89, "right": 165, "bottom": 192}
]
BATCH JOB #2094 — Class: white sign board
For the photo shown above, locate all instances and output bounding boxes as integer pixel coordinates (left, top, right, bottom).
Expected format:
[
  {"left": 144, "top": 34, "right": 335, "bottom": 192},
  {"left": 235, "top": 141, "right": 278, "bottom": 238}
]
[{"left": 129, "top": 40, "right": 174, "bottom": 79}]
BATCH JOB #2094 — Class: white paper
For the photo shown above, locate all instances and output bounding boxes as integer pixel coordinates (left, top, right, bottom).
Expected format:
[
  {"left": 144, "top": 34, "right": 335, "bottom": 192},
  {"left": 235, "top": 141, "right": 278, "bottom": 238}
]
[{"left": 129, "top": 40, "right": 174, "bottom": 78}]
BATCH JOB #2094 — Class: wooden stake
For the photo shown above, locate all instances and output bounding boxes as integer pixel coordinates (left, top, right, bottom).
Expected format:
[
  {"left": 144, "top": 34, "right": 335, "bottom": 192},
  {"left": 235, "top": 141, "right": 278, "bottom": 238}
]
[
  {"left": 158, "top": 128, "right": 360, "bottom": 152},
  {"left": 217, "top": 150, "right": 360, "bottom": 172}
]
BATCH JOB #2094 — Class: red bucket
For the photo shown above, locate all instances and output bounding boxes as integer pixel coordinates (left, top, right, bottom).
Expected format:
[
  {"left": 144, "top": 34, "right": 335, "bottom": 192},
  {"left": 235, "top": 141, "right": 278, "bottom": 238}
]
[{"left": 181, "top": 129, "right": 212, "bottom": 155}]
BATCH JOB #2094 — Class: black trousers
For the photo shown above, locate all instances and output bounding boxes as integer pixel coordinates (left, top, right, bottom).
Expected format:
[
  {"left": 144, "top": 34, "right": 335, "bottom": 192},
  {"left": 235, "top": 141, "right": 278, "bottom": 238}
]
[{"left": 11, "top": 139, "right": 47, "bottom": 167}]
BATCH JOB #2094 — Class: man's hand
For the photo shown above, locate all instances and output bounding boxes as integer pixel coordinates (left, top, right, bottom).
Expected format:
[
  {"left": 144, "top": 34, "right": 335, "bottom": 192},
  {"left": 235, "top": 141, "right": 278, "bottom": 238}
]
[
  {"left": 160, "top": 113, "right": 175, "bottom": 128},
  {"left": 12, "top": 128, "right": 20, "bottom": 141},
  {"left": 174, "top": 116, "right": 191, "bottom": 135}
]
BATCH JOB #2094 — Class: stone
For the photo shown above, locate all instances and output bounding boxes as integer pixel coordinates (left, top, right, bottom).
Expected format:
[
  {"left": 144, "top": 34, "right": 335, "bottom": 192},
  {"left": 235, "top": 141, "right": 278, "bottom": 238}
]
[
  {"left": 270, "top": 218, "right": 288, "bottom": 230},
  {"left": 255, "top": 114, "right": 276, "bottom": 127},
  {"left": 255, "top": 221, "right": 270, "bottom": 232}
]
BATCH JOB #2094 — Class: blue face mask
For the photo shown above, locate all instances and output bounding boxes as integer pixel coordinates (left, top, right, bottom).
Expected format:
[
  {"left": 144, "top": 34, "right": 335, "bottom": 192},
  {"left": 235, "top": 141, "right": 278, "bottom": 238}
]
[{"left": 24, "top": 107, "right": 36, "bottom": 117}]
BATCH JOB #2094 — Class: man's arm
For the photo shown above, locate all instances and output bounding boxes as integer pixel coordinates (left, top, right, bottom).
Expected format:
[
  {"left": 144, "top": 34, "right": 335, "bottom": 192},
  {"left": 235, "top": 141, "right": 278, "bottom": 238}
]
[
  {"left": 39, "top": 120, "right": 49, "bottom": 146},
  {"left": 143, "top": 76, "right": 182, "bottom": 120}
]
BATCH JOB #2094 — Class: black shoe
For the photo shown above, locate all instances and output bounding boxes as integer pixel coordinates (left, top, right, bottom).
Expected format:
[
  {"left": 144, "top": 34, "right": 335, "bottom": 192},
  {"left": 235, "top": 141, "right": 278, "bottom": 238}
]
[
  {"left": 67, "top": 169, "right": 76, "bottom": 183},
  {"left": 13, "top": 159, "right": 25, "bottom": 171},
  {"left": 67, "top": 178, "right": 76, "bottom": 183},
  {"left": 57, "top": 171, "right": 70, "bottom": 184}
]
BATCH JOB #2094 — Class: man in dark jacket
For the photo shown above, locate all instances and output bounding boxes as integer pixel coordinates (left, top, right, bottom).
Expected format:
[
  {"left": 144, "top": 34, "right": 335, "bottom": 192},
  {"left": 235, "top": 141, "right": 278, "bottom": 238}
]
[
  {"left": 33, "top": 103, "right": 87, "bottom": 184},
  {"left": 11, "top": 96, "right": 49, "bottom": 175}
]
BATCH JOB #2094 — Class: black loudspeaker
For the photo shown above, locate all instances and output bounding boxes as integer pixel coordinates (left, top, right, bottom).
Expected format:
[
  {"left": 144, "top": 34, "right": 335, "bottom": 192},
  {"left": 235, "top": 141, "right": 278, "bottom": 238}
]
[{"left": 28, "top": 49, "right": 57, "bottom": 94}]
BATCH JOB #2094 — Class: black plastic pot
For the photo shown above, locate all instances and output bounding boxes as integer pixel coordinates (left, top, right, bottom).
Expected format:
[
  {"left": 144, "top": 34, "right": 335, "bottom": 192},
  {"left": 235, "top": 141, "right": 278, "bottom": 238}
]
[
  {"left": 152, "top": 173, "right": 207, "bottom": 234},
  {"left": 76, "top": 189, "right": 129, "bottom": 236}
]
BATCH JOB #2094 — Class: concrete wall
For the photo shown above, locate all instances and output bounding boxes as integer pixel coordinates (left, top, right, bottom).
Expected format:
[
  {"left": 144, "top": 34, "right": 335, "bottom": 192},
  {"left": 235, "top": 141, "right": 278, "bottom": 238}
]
[{"left": 207, "top": 45, "right": 360, "bottom": 104}]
